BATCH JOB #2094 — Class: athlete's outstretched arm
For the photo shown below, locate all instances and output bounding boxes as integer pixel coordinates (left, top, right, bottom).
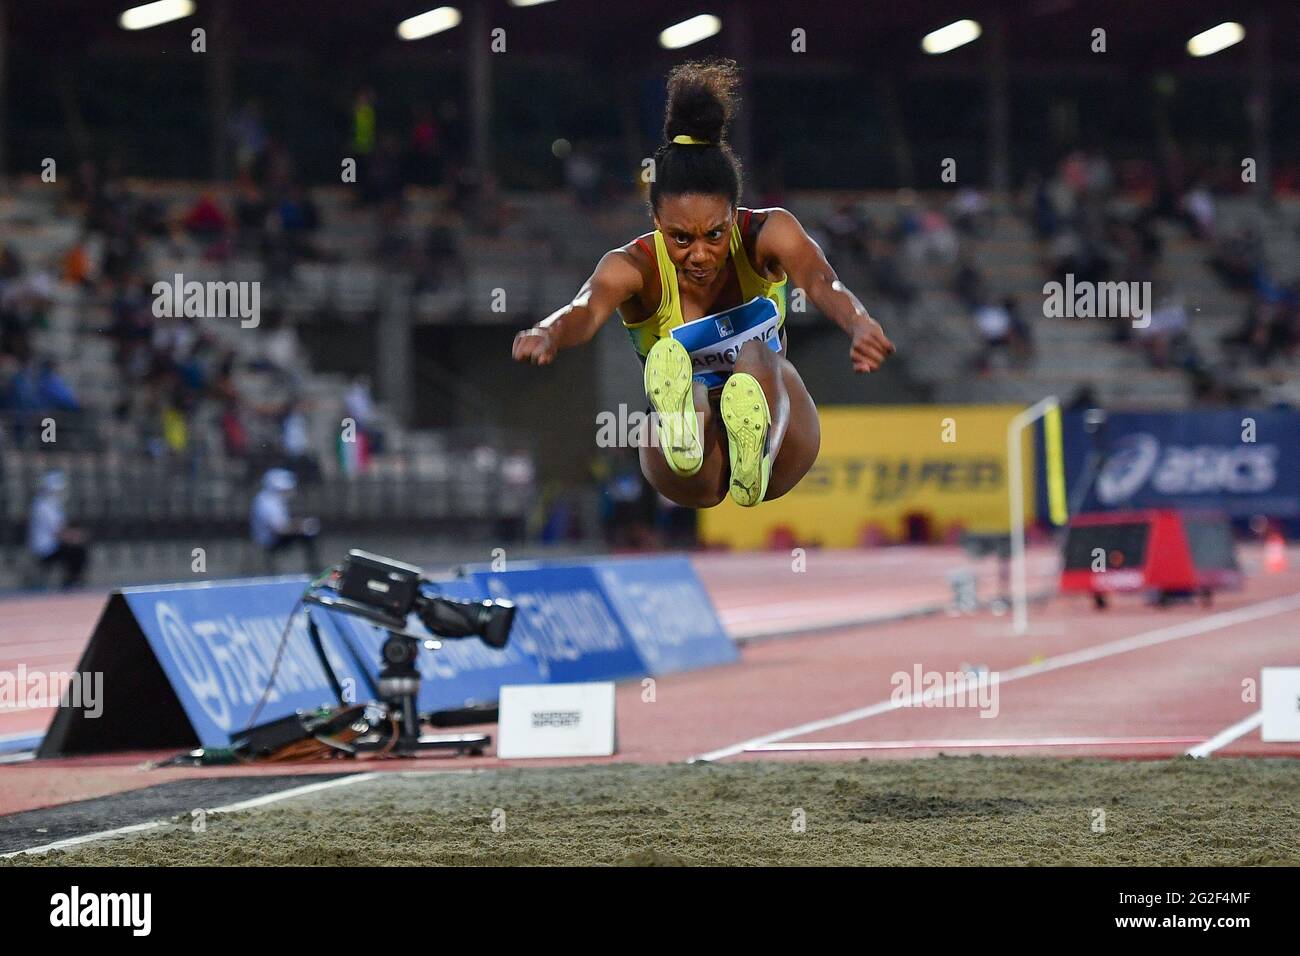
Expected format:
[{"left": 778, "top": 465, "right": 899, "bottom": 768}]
[
  {"left": 758, "top": 208, "right": 895, "bottom": 373},
  {"left": 511, "top": 249, "right": 644, "bottom": 366}
]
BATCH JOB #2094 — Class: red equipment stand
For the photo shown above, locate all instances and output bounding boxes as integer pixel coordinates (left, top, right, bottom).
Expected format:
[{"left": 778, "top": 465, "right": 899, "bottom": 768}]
[{"left": 1059, "top": 509, "right": 1242, "bottom": 609}]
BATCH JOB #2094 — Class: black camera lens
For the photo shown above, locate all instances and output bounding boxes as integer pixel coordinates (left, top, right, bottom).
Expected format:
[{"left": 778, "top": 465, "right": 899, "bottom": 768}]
[
  {"left": 478, "top": 602, "right": 515, "bottom": 649},
  {"left": 415, "top": 595, "right": 515, "bottom": 649}
]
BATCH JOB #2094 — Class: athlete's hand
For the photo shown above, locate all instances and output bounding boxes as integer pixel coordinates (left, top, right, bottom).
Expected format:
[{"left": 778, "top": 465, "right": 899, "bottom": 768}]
[
  {"left": 512, "top": 327, "right": 558, "bottom": 366},
  {"left": 850, "top": 316, "right": 894, "bottom": 373}
]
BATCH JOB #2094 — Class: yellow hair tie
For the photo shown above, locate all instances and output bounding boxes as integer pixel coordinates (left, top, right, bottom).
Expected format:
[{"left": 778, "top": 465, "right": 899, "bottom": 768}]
[{"left": 671, "top": 135, "right": 711, "bottom": 146}]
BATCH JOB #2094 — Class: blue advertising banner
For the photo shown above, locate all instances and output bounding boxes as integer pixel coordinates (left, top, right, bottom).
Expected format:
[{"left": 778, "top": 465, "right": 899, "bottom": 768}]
[
  {"left": 457, "top": 554, "right": 738, "bottom": 676},
  {"left": 120, "top": 577, "right": 367, "bottom": 749},
  {"left": 1055, "top": 409, "right": 1300, "bottom": 523},
  {"left": 467, "top": 564, "right": 648, "bottom": 683},
  {"left": 589, "top": 556, "right": 738, "bottom": 675}
]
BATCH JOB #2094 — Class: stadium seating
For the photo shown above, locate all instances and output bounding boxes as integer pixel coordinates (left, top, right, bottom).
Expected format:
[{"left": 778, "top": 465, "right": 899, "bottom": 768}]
[{"left": 5, "top": 175, "right": 1297, "bottom": 589}]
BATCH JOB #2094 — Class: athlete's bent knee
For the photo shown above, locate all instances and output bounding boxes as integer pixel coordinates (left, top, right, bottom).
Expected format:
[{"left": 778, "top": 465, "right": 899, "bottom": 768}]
[{"left": 735, "top": 339, "right": 778, "bottom": 371}]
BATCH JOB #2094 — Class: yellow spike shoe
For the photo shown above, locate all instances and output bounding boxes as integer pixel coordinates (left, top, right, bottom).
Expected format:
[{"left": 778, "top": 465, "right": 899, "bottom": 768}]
[
  {"left": 720, "top": 372, "right": 771, "bottom": 507},
  {"left": 644, "top": 337, "right": 703, "bottom": 477}
]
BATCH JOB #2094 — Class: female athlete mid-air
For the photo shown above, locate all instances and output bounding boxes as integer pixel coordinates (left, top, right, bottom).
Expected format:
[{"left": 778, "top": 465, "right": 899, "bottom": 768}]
[{"left": 512, "top": 59, "right": 894, "bottom": 508}]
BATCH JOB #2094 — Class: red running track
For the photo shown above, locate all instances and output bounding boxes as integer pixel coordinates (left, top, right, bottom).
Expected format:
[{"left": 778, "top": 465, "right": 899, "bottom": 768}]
[{"left": 0, "top": 544, "right": 1296, "bottom": 817}]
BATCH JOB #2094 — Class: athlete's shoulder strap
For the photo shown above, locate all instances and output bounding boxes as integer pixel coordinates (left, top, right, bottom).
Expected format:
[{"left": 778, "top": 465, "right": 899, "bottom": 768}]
[
  {"left": 730, "top": 210, "right": 765, "bottom": 285},
  {"left": 645, "top": 230, "right": 678, "bottom": 325}
]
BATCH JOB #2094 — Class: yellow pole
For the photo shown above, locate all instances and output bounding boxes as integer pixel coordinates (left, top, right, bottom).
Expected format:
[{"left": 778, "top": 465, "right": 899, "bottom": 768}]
[{"left": 1044, "top": 404, "right": 1067, "bottom": 526}]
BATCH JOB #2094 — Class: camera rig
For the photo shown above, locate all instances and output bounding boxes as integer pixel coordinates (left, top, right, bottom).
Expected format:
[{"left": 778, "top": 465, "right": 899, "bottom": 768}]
[{"left": 297, "top": 549, "right": 517, "bottom": 758}]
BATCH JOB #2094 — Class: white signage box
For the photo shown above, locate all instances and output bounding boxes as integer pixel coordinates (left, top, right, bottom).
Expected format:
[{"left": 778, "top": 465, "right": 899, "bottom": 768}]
[
  {"left": 497, "top": 682, "right": 617, "bottom": 758},
  {"left": 1261, "top": 668, "right": 1300, "bottom": 742}
]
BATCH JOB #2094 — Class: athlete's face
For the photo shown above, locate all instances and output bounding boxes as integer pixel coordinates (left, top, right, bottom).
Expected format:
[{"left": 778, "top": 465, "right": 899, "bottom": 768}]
[{"left": 654, "top": 194, "right": 735, "bottom": 288}]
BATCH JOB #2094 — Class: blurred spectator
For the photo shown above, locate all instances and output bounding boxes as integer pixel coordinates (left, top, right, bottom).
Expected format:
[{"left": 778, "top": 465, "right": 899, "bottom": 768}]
[
  {"left": 4, "top": 358, "right": 41, "bottom": 411},
  {"left": 1003, "top": 295, "right": 1033, "bottom": 363},
  {"left": 279, "top": 396, "right": 320, "bottom": 482},
  {"left": 159, "top": 393, "right": 191, "bottom": 457},
  {"left": 973, "top": 298, "right": 1014, "bottom": 373},
  {"left": 233, "top": 176, "right": 271, "bottom": 252},
  {"left": 564, "top": 142, "right": 602, "bottom": 209},
  {"left": 1209, "top": 227, "right": 1263, "bottom": 291},
  {"left": 866, "top": 236, "right": 916, "bottom": 316},
  {"left": 27, "top": 471, "right": 89, "bottom": 589},
  {"left": 1, "top": 260, "right": 56, "bottom": 327},
  {"left": 182, "top": 192, "right": 231, "bottom": 260},
  {"left": 36, "top": 358, "right": 80, "bottom": 411},
  {"left": 250, "top": 468, "right": 321, "bottom": 572},
  {"left": 375, "top": 198, "right": 413, "bottom": 264},
  {"left": 601, "top": 453, "right": 653, "bottom": 549},
  {"left": 249, "top": 310, "right": 305, "bottom": 386},
  {"left": 0, "top": 354, "right": 18, "bottom": 409},
  {"left": 262, "top": 138, "right": 296, "bottom": 192},
  {"left": 1135, "top": 286, "right": 1191, "bottom": 369},
  {"left": 950, "top": 187, "right": 992, "bottom": 238},
  {"left": 276, "top": 184, "right": 320, "bottom": 252},
  {"left": 904, "top": 204, "right": 959, "bottom": 264},
  {"left": 1045, "top": 226, "right": 1110, "bottom": 286},
  {"left": 229, "top": 100, "right": 269, "bottom": 176},
  {"left": 953, "top": 256, "right": 985, "bottom": 312},
  {"left": 473, "top": 172, "right": 511, "bottom": 237},
  {"left": 62, "top": 239, "right": 93, "bottom": 288},
  {"left": 450, "top": 166, "right": 511, "bottom": 236},
  {"left": 1026, "top": 172, "right": 1059, "bottom": 240},
  {"left": 1084, "top": 150, "right": 1115, "bottom": 197},
  {"left": 1222, "top": 286, "right": 1300, "bottom": 366},
  {"left": 351, "top": 87, "right": 377, "bottom": 158},
  {"left": 220, "top": 396, "right": 251, "bottom": 461},
  {"left": 0, "top": 300, "right": 34, "bottom": 363},
  {"left": 408, "top": 104, "right": 444, "bottom": 186},
  {"left": 0, "top": 242, "right": 24, "bottom": 281},
  {"left": 182, "top": 192, "right": 230, "bottom": 241},
  {"left": 823, "top": 200, "right": 871, "bottom": 265},
  {"left": 1182, "top": 181, "right": 1215, "bottom": 240},
  {"left": 99, "top": 206, "right": 142, "bottom": 281},
  {"left": 344, "top": 374, "right": 385, "bottom": 454},
  {"left": 414, "top": 209, "right": 465, "bottom": 294},
  {"left": 361, "top": 134, "right": 406, "bottom": 206}
]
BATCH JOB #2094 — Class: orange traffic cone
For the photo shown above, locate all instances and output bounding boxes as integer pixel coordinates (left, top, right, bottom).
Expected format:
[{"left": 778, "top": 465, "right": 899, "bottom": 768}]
[{"left": 1265, "top": 528, "right": 1288, "bottom": 573}]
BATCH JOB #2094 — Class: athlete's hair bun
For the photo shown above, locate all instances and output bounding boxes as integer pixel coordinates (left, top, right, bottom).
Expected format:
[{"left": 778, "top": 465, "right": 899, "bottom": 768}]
[
  {"left": 651, "top": 59, "right": 743, "bottom": 209},
  {"left": 663, "top": 58, "right": 740, "bottom": 145}
]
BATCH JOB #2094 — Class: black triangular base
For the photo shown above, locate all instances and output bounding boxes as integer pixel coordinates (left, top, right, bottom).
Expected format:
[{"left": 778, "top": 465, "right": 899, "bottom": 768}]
[{"left": 37, "top": 593, "right": 200, "bottom": 757}]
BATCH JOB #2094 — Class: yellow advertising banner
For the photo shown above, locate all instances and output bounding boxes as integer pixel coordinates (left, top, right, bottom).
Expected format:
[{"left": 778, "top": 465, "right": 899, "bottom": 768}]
[{"left": 700, "top": 404, "right": 1037, "bottom": 549}]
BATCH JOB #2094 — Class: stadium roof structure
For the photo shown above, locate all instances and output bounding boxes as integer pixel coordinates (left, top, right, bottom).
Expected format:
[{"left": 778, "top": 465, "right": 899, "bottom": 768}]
[
  {"left": 1, "top": 0, "right": 1295, "bottom": 186},
  {"left": 6, "top": 0, "right": 1300, "bottom": 72}
]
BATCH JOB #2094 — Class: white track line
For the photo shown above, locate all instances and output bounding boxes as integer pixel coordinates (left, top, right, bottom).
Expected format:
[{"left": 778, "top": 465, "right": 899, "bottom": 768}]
[
  {"left": 689, "top": 592, "right": 1300, "bottom": 763},
  {"left": 198, "top": 771, "right": 382, "bottom": 815},
  {"left": 2, "top": 771, "right": 381, "bottom": 858},
  {"left": 729, "top": 605, "right": 947, "bottom": 642},
  {"left": 722, "top": 596, "right": 946, "bottom": 622},
  {"left": 727, "top": 589, "right": 1057, "bottom": 644},
  {"left": 1, "top": 820, "right": 172, "bottom": 859},
  {"left": 1186, "top": 712, "right": 1263, "bottom": 759},
  {"left": 747, "top": 736, "right": 1204, "bottom": 752}
]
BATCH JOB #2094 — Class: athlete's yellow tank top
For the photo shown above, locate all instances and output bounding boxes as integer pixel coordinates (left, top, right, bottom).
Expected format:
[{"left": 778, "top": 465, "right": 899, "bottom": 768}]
[{"left": 623, "top": 209, "right": 788, "bottom": 360}]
